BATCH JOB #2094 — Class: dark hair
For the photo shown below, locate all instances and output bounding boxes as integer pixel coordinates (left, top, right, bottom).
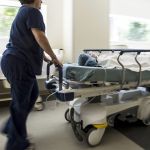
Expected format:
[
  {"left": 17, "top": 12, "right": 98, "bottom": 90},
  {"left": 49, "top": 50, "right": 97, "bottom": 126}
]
[{"left": 18, "top": 0, "right": 35, "bottom": 4}]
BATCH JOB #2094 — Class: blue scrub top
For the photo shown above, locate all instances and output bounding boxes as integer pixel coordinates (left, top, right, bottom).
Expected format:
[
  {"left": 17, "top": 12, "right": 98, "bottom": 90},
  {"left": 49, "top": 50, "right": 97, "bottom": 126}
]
[{"left": 3, "top": 5, "right": 45, "bottom": 75}]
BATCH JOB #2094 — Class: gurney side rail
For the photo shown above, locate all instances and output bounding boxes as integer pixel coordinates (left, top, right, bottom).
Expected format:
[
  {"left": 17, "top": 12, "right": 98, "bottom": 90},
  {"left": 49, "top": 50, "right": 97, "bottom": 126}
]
[{"left": 55, "top": 80, "right": 150, "bottom": 101}]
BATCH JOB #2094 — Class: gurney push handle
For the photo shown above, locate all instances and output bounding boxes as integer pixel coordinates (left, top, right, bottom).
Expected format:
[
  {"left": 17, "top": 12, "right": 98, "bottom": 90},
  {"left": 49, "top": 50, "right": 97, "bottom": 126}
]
[
  {"left": 45, "top": 61, "right": 74, "bottom": 101},
  {"left": 45, "top": 61, "right": 63, "bottom": 91}
]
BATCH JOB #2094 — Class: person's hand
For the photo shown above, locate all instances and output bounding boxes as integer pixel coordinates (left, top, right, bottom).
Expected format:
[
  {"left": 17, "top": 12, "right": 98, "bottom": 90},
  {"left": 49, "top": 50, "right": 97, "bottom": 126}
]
[
  {"left": 43, "top": 52, "right": 62, "bottom": 67},
  {"left": 52, "top": 58, "right": 63, "bottom": 67}
]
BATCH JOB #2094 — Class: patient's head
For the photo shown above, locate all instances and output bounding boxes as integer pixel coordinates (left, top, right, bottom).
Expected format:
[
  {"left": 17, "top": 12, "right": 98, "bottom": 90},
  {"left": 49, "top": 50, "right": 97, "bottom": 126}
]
[{"left": 78, "top": 53, "right": 98, "bottom": 66}]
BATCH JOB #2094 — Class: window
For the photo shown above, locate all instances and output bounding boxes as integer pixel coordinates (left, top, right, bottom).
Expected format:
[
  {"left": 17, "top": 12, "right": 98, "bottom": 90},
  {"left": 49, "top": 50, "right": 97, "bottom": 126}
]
[
  {"left": 0, "top": 6, "right": 19, "bottom": 37},
  {"left": 110, "top": 14, "right": 150, "bottom": 49},
  {"left": 0, "top": 0, "right": 47, "bottom": 54}
]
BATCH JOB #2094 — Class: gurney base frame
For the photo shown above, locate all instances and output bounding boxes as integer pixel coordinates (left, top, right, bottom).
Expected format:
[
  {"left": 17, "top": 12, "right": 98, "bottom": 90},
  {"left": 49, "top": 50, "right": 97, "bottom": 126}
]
[{"left": 64, "top": 89, "right": 150, "bottom": 147}]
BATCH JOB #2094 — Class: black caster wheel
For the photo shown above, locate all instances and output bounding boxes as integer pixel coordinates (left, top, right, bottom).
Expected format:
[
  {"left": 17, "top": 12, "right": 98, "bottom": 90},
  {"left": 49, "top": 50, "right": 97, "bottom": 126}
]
[
  {"left": 64, "top": 108, "right": 71, "bottom": 122},
  {"left": 69, "top": 108, "right": 83, "bottom": 141},
  {"left": 73, "top": 126, "right": 83, "bottom": 142},
  {"left": 142, "top": 118, "right": 150, "bottom": 126}
]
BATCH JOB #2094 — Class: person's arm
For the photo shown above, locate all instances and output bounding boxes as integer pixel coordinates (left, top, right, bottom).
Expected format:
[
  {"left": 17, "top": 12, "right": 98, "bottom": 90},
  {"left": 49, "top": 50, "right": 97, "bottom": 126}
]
[
  {"left": 43, "top": 52, "right": 51, "bottom": 62},
  {"left": 31, "top": 28, "right": 62, "bottom": 66}
]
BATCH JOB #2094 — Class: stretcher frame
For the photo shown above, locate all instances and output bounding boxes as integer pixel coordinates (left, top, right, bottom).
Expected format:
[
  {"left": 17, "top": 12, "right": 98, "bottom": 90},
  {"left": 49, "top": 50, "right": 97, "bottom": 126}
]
[
  {"left": 46, "top": 49, "right": 150, "bottom": 147},
  {"left": 46, "top": 49, "right": 150, "bottom": 102}
]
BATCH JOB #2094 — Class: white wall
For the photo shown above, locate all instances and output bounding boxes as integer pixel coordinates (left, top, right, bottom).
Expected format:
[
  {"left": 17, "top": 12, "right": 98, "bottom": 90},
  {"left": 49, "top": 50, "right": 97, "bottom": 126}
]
[
  {"left": 45, "top": 0, "right": 109, "bottom": 63},
  {"left": 62, "top": 0, "right": 73, "bottom": 63},
  {"left": 73, "top": 0, "right": 109, "bottom": 62},
  {"left": 63, "top": 0, "right": 109, "bottom": 63},
  {"left": 110, "top": 0, "right": 150, "bottom": 19},
  {"left": 44, "top": 0, "right": 63, "bottom": 49}
]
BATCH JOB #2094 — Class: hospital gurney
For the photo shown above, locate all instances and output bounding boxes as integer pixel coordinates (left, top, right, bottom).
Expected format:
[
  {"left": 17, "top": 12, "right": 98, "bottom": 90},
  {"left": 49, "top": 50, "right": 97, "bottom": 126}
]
[{"left": 45, "top": 49, "right": 150, "bottom": 147}]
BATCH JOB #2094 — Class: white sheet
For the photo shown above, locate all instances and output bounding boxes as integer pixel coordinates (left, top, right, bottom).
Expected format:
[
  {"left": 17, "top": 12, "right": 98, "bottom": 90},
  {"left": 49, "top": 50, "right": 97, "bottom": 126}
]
[{"left": 97, "top": 52, "right": 150, "bottom": 72}]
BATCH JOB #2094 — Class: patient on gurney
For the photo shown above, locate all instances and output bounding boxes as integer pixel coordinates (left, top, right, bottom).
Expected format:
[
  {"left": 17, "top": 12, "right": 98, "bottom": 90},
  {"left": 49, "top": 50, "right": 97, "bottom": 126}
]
[
  {"left": 63, "top": 50, "right": 150, "bottom": 88},
  {"left": 78, "top": 51, "right": 150, "bottom": 71},
  {"left": 78, "top": 53, "right": 98, "bottom": 67}
]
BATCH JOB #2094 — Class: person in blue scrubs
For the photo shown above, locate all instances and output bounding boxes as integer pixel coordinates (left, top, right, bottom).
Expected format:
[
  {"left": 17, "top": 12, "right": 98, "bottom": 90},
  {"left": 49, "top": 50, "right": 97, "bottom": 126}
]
[{"left": 0, "top": 0, "right": 62, "bottom": 149}]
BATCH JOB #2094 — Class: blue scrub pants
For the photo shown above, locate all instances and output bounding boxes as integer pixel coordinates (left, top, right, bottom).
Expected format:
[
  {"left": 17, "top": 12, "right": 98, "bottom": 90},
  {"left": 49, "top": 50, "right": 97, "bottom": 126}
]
[{"left": 1, "top": 54, "right": 39, "bottom": 150}]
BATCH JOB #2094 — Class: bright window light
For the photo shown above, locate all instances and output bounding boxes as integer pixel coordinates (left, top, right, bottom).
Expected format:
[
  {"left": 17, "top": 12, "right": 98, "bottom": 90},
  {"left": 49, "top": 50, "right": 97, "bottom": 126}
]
[
  {"left": 0, "top": 0, "right": 47, "bottom": 54},
  {"left": 110, "top": 14, "right": 150, "bottom": 49}
]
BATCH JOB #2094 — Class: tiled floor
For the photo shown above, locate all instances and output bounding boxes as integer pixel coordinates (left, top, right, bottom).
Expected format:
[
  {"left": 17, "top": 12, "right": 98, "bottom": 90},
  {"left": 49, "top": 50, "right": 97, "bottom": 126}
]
[{"left": 0, "top": 101, "right": 143, "bottom": 150}]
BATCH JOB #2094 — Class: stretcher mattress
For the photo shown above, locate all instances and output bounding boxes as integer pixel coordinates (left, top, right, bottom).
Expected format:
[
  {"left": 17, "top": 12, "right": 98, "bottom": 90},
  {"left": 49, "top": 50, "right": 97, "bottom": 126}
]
[{"left": 63, "top": 64, "right": 150, "bottom": 82}]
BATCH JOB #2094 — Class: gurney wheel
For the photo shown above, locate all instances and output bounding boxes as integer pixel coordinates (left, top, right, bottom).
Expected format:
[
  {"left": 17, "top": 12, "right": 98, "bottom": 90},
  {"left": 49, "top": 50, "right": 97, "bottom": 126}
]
[
  {"left": 85, "top": 126, "right": 104, "bottom": 147},
  {"left": 107, "top": 115, "right": 116, "bottom": 127},
  {"left": 64, "top": 108, "right": 71, "bottom": 122},
  {"left": 34, "top": 102, "right": 45, "bottom": 111},
  {"left": 142, "top": 119, "right": 150, "bottom": 126},
  {"left": 70, "top": 108, "right": 83, "bottom": 142}
]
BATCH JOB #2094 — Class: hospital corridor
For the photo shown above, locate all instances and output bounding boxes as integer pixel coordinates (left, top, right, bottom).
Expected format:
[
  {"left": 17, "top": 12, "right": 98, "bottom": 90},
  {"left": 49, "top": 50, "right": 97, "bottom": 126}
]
[
  {"left": 0, "top": 101, "right": 144, "bottom": 150},
  {"left": 1, "top": 0, "right": 150, "bottom": 150}
]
